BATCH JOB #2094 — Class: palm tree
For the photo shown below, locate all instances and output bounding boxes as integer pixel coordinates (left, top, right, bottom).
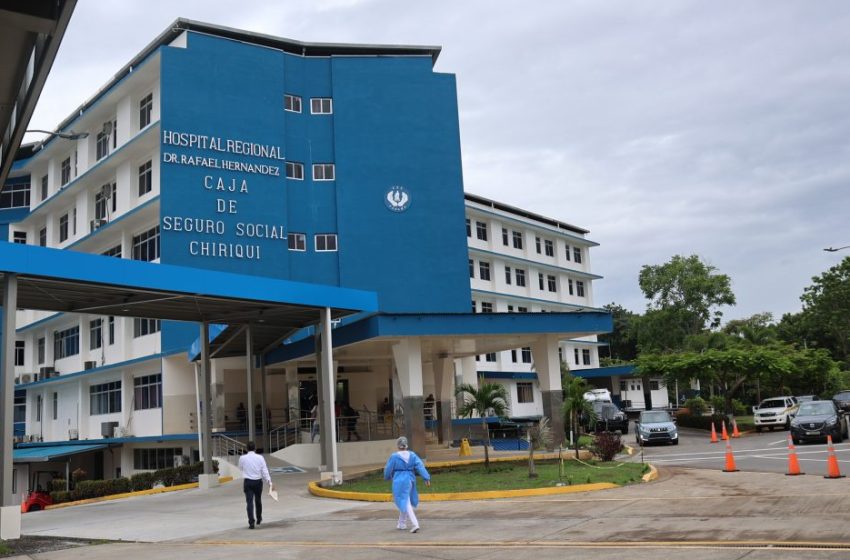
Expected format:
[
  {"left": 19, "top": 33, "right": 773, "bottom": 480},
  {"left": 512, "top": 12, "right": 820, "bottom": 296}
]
[
  {"left": 455, "top": 378, "right": 508, "bottom": 472},
  {"left": 562, "top": 373, "right": 596, "bottom": 458},
  {"left": 527, "top": 416, "right": 552, "bottom": 478}
]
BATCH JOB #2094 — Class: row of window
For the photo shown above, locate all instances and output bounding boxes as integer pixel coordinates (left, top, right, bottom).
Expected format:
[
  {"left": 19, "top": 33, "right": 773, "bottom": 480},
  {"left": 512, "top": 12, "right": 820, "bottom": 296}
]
[
  {"left": 134, "top": 446, "right": 181, "bottom": 470},
  {"left": 471, "top": 342, "right": 594, "bottom": 367},
  {"left": 287, "top": 232, "right": 338, "bottom": 252},
  {"left": 472, "top": 301, "right": 529, "bottom": 314},
  {"left": 284, "top": 95, "right": 333, "bottom": 115},
  {"left": 31, "top": 374, "right": 162, "bottom": 422},
  {"left": 469, "top": 259, "right": 586, "bottom": 296},
  {"left": 285, "top": 162, "right": 335, "bottom": 181},
  {"left": 16, "top": 316, "right": 159, "bottom": 366},
  {"left": 466, "top": 218, "right": 584, "bottom": 263}
]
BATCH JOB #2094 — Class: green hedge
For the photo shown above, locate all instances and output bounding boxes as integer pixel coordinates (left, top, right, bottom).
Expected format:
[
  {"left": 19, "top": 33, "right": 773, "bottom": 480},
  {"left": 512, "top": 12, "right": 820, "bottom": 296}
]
[
  {"left": 49, "top": 461, "right": 218, "bottom": 504},
  {"left": 675, "top": 413, "right": 729, "bottom": 431}
]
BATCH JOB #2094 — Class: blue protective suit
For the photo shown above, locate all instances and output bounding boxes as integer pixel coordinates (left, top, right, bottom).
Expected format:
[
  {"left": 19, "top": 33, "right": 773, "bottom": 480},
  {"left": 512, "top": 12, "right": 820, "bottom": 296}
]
[{"left": 383, "top": 450, "right": 430, "bottom": 512}]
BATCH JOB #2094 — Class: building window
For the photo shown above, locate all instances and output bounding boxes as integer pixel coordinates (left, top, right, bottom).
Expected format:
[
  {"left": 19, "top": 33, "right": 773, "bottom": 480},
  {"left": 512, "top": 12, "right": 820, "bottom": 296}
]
[
  {"left": 515, "top": 269, "right": 526, "bottom": 287},
  {"left": 96, "top": 126, "right": 110, "bottom": 160},
  {"left": 538, "top": 273, "right": 544, "bottom": 290},
  {"left": 650, "top": 380, "right": 660, "bottom": 391},
  {"left": 61, "top": 157, "right": 71, "bottom": 185},
  {"left": 535, "top": 237, "right": 541, "bottom": 254},
  {"left": 517, "top": 306, "right": 528, "bottom": 313},
  {"left": 72, "top": 208, "right": 77, "bottom": 235},
  {"left": 53, "top": 392, "right": 58, "bottom": 420},
  {"left": 0, "top": 181, "right": 30, "bottom": 208},
  {"left": 285, "top": 161, "right": 304, "bottom": 180},
  {"left": 132, "top": 226, "right": 160, "bottom": 261},
  {"left": 544, "top": 239, "right": 554, "bottom": 257},
  {"left": 478, "top": 261, "right": 491, "bottom": 281},
  {"left": 507, "top": 305, "right": 514, "bottom": 313},
  {"left": 504, "top": 266, "right": 512, "bottom": 285},
  {"left": 471, "top": 300, "right": 476, "bottom": 313},
  {"left": 94, "top": 183, "right": 115, "bottom": 221},
  {"left": 465, "top": 218, "right": 471, "bottom": 237},
  {"left": 468, "top": 259, "right": 474, "bottom": 278},
  {"left": 102, "top": 245, "right": 122, "bottom": 258},
  {"left": 310, "top": 98, "right": 333, "bottom": 114},
  {"left": 38, "top": 227, "right": 46, "bottom": 247},
  {"left": 576, "top": 281, "right": 585, "bottom": 297},
  {"left": 37, "top": 337, "right": 45, "bottom": 364},
  {"left": 315, "top": 233, "right": 338, "bottom": 252},
  {"left": 41, "top": 175, "right": 48, "bottom": 200},
  {"left": 139, "top": 93, "right": 153, "bottom": 129},
  {"left": 517, "top": 382, "right": 534, "bottom": 404},
  {"left": 501, "top": 228, "right": 509, "bottom": 246},
  {"left": 565, "top": 245, "right": 571, "bottom": 261},
  {"left": 134, "top": 374, "right": 162, "bottom": 410},
  {"left": 54, "top": 326, "right": 80, "bottom": 359},
  {"left": 547, "top": 274, "right": 557, "bottom": 292},
  {"left": 582, "top": 349, "right": 591, "bottom": 366},
  {"left": 521, "top": 347, "right": 532, "bottom": 364},
  {"left": 573, "top": 247, "right": 583, "bottom": 263},
  {"left": 134, "top": 448, "right": 183, "bottom": 470},
  {"left": 481, "top": 302, "right": 493, "bottom": 313},
  {"left": 485, "top": 353, "right": 496, "bottom": 362},
  {"left": 284, "top": 94, "right": 302, "bottom": 113},
  {"left": 512, "top": 231, "right": 523, "bottom": 249},
  {"left": 475, "top": 221, "right": 487, "bottom": 241},
  {"left": 58, "top": 213, "right": 69, "bottom": 242},
  {"left": 138, "top": 160, "right": 152, "bottom": 196},
  {"left": 35, "top": 395, "right": 42, "bottom": 422},
  {"left": 90, "top": 318, "right": 103, "bottom": 350},
  {"left": 568, "top": 278, "right": 574, "bottom": 296},
  {"left": 312, "top": 163, "right": 335, "bottom": 181},
  {"left": 574, "top": 349, "right": 580, "bottom": 365},
  {"left": 13, "top": 231, "right": 26, "bottom": 244},
  {"left": 133, "top": 318, "right": 160, "bottom": 338},
  {"left": 14, "top": 341, "right": 25, "bottom": 366},
  {"left": 511, "top": 349, "right": 517, "bottom": 362},
  {"left": 288, "top": 232, "right": 306, "bottom": 251},
  {"left": 108, "top": 316, "right": 115, "bottom": 345},
  {"left": 620, "top": 380, "right": 627, "bottom": 392},
  {"left": 90, "top": 381, "right": 122, "bottom": 415}
]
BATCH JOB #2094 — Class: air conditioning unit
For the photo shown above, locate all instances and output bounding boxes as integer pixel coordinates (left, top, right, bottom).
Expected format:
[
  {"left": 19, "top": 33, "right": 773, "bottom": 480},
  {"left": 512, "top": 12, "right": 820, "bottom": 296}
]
[
  {"left": 113, "top": 426, "right": 130, "bottom": 438},
  {"left": 84, "top": 360, "right": 97, "bottom": 370},
  {"left": 39, "top": 366, "right": 55, "bottom": 378},
  {"left": 68, "top": 429, "right": 79, "bottom": 440},
  {"left": 19, "top": 374, "right": 32, "bottom": 384},
  {"left": 101, "top": 421, "right": 119, "bottom": 438},
  {"left": 89, "top": 218, "right": 108, "bottom": 232}
]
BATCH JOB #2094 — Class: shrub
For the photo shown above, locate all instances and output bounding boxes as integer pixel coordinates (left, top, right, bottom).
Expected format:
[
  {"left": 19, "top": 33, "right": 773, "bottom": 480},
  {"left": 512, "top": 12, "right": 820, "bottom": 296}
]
[
  {"left": 130, "top": 472, "right": 156, "bottom": 491},
  {"left": 50, "top": 479, "right": 67, "bottom": 493},
  {"left": 50, "top": 490, "right": 71, "bottom": 504},
  {"left": 683, "top": 397, "right": 707, "bottom": 416},
  {"left": 675, "top": 413, "right": 727, "bottom": 431},
  {"left": 590, "top": 431, "right": 622, "bottom": 461}
]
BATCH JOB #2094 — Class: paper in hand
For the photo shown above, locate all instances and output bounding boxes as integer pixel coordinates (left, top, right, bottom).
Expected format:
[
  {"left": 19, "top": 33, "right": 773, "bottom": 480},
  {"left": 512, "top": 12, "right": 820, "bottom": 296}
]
[{"left": 269, "top": 488, "right": 279, "bottom": 501}]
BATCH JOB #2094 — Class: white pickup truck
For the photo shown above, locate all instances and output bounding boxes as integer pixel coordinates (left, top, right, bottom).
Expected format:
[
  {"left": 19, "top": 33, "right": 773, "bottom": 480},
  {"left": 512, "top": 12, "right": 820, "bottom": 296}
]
[{"left": 753, "top": 396, "right": 799, "bottom": 432}]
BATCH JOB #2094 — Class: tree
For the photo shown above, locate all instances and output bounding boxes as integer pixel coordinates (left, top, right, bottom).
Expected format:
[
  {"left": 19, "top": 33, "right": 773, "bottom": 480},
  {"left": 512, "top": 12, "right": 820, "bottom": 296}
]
[
  {"left": 561, "top": 373, "right": 595, "bottom": 458},
  {"left": 598, "top": 303, "right": 639, "bottom": 363},
  {"left": 526, "top": 416, "right": 552, "bottom": 478},
  {"left": 455, "top": 379, "right": 508, "bottom": 472},
  {"left": 799, "top": 257, "right": 850, "bottom": 367}
]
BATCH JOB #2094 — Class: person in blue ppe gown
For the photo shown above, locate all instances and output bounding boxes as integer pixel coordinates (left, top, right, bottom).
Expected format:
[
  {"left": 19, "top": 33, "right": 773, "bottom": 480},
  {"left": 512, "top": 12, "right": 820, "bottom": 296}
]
[{"left": 383, "top": 436, "right": 431, "bottom": 533}]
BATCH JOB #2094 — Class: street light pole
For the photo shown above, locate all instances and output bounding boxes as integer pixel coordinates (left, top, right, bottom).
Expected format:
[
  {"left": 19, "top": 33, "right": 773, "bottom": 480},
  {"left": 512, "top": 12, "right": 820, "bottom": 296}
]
[
  {"left": 824, "top": 246, "right": 850, "bottom": 252},
  {"left": 25, "top": 129, "right": 89, "bottom": 151}
]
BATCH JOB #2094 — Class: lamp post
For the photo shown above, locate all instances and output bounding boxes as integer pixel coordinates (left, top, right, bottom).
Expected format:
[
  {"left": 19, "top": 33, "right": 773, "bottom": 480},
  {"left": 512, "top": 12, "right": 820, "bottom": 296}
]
[
  {"left": 26, "top": 129, "right": 89, "bottom": 150},
  {"left": 824, "top": 246, "right": 850, "bottom": 253}
]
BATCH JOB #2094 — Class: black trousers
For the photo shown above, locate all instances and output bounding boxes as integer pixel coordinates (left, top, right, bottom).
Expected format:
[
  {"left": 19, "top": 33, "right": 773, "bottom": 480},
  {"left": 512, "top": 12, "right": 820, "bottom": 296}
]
[{"left": 243, "top": 478, "right": 263, "bottom": 525}]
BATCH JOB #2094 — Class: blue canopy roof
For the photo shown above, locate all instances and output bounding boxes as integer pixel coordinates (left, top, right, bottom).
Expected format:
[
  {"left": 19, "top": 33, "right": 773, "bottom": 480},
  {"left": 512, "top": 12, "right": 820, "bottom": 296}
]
[{"left": 13, "top": 443, "right": 107, "bottom": 463}]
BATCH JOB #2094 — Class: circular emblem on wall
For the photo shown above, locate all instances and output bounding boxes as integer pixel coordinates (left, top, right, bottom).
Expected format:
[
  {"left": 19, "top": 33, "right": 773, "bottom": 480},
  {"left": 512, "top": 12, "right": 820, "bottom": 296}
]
[{"left": 385, "top": 185, "right": 411, "bottom": 212}]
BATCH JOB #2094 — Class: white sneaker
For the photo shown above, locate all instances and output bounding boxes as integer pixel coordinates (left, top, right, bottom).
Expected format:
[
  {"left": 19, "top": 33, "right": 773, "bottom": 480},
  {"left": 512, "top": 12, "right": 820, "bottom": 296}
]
[
  {"left": 410, "top": 526, "right": 419, "bottom": 533},
  {"left": 396, "top": 525, "right": 407, "bottom": 530}
]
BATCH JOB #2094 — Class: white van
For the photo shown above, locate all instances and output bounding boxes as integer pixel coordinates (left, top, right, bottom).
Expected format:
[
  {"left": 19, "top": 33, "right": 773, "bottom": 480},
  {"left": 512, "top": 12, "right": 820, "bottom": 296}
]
[{"left": 583, "top": 388, "right": 612, "bottom": 402}]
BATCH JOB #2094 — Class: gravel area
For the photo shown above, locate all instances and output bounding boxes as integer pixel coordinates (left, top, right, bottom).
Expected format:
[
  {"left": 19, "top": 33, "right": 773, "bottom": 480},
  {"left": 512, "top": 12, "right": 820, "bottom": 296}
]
[{"left": 1, "top": 535, "right": 101, "bottom": 557}]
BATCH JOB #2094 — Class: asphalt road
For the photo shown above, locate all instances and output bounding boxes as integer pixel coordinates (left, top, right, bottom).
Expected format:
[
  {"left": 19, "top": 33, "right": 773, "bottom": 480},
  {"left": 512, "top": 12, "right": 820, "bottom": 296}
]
[{"left": 627, "top": 426, "right": 850, "bottom": 475}]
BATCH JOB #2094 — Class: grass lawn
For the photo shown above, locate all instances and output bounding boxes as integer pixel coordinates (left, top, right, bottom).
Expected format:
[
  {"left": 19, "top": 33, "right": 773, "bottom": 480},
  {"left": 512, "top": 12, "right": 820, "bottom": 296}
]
[
  {"left": 0, "top": 543, "right": 9, "bottom": 555},
  {"left": 339, "top": 459, "right": 649, "bottom": 493},
  {"left": 733, "top": 415, "right": 755, "bottom": 430}
]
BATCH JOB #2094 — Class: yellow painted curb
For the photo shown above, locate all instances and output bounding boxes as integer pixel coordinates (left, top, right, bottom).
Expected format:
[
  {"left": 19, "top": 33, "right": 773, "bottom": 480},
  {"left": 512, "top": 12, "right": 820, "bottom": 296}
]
[
  {"left": 641, "top": 464, "right": 658, "bottom": 482},
  {"left": 308, "top": 480, "right": 618, "bottom": 502},
  {"left": 45, "top": 476, "right": 233, "bottom": 510}
]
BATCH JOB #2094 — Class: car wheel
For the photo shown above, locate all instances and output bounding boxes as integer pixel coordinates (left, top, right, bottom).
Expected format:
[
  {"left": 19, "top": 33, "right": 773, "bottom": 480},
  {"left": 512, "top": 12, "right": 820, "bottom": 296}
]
[
  {"left": 29, "top": 504, "right": 41, "bottom": 512},
  {"left": 756, "top": 426, "right": 762, "bottom": 433},
  {"left": 622, "top": 425, "right": 628, "bottom": 435},
  {"left": 834, "top": 428, "right": 843, "bottom": 444},
  {"left": 768, "top": 426, "right": 774, "bottom": 432},
  {"left": 671, "top": 439, "right": 679, "bottom": 445},
  {"left": 792, "top": 436, "right": 800, "bottom": 445},
  {"left": 785, "top": 419, "right": 791, "bottom": 431}
]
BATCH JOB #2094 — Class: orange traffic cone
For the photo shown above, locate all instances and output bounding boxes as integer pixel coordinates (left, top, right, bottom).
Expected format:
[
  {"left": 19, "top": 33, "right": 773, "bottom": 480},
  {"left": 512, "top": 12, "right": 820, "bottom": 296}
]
[
  {"left": 721, "top": 421, "right": 729, "bottom": 441},
  {"left": 785, "top": 435, "right": 804, "bottom": 476},
  {"left": 731, "top": 419, "right": 741, "bottom": 438},
  {"left": 824, "top": 435, "right": 845, "bottom": 479},
  {"left": 722, "top": 440, "right": 739, "bottom": 472},
  {"left": 710, "top": 422, "right": 719, "bottom": 443}
]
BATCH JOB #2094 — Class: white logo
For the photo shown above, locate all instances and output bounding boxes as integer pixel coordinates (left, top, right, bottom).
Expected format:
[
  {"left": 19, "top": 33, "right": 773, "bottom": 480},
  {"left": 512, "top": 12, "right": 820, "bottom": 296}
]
[{"left": 385, "top": 186, "right": 411, "bottom": 212}]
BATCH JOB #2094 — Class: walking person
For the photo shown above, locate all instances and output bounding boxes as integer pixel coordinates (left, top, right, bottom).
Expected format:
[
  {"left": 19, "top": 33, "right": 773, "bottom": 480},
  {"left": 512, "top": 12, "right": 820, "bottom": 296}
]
[
  {"left": 238, "top": 441, "right": 273, "bottom": 529},
  {"left": 383, "top": 436, "right": 430, "bottom": 533}
]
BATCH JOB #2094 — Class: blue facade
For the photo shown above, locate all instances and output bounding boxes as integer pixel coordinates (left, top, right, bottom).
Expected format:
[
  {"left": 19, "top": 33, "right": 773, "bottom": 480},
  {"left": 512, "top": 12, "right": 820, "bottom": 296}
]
[{"left": 159, "top": 32, "right": 470, "bottom": 317}]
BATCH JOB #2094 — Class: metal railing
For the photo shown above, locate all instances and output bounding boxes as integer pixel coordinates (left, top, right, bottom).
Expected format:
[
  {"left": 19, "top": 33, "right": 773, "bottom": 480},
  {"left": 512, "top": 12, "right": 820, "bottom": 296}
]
[{"left": 211, "top": 433, "right": 247, "bottom": 463}]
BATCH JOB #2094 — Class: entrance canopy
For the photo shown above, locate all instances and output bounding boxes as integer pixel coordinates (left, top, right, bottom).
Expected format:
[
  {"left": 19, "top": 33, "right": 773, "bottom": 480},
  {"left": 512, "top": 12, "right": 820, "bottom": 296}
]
[
  {"left": 12, "top": 443, "right": 107, "bottom": 463},
  {"left": 0, "top": 243, "right": 378, "bottom": 348}
]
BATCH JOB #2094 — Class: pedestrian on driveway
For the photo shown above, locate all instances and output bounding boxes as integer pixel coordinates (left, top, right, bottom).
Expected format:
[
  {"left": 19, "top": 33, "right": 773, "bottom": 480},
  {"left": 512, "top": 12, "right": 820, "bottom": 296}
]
[
  {"left": 383, "top": 436, "right": 430, "bottom": 533},
  {"left": 238, "top": 441, "right": 273, "bottom": 529}
]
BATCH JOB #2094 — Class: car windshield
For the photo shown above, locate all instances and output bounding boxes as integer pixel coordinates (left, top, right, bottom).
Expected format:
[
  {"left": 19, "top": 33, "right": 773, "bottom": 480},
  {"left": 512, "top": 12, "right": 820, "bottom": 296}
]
[
  {"left": 798, "top": 402, "right": 834, "bottom": 415},
  {"left": 594, "top": 404, "right": 619, "bottom": 419},
  {"left": 834, "top": 392, "right": 850, "bottom": 402},
  {"left": 640, "top": 411, "right": 671, "bottom": 423},
  {"left": 759, "top": 399, "right": 787, "bottom": 409}
]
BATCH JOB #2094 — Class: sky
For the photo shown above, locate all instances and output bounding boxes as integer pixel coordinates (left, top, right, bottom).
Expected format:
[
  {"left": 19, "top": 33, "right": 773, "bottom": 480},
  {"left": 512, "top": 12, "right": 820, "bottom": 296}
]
[{"left": 25, "top": 1, "right": 850, "bottom": 322}]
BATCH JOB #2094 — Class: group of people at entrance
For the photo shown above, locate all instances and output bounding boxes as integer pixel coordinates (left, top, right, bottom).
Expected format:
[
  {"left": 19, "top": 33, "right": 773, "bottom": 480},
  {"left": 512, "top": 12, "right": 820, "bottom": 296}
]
[
  {"left": 309, "top": 399, "right": 361, "bottom": 443},
  {"left": 237, "top": 436, "right": 431, "bottom": 533}
]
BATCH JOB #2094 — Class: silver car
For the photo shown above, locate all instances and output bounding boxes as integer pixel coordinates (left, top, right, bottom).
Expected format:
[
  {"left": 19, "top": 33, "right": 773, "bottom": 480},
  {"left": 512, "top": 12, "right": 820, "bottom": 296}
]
[{"left": 635, "top": 410, "right": 678, "bottom": 446}]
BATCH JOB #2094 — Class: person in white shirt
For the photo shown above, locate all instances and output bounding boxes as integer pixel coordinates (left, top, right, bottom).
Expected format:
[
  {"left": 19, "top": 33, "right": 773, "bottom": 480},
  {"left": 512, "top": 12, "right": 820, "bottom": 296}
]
[{"left": 238, "top": 441, "right": 273, "bottom": 529}]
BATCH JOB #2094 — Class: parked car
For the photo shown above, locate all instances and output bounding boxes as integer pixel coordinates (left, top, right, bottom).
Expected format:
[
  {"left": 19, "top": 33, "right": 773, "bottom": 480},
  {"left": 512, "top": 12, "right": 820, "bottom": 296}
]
[
  {"left": 583, "top": 388, "right": 612, "bottom": 402},
  {"left": 753, "top": 396, "right": 798, "bottom": 432},
  {"left": 583, "top": 401, "right": 629, "bottom": 434},
  {"left": 790, "top": 400, "right": 848, "bottom": 444},
  {"left": 635, "top": 410, "right": 678, "bottom": 446},
  {"left": 832, "top": 390, "right": 850, "bottom": 414}
]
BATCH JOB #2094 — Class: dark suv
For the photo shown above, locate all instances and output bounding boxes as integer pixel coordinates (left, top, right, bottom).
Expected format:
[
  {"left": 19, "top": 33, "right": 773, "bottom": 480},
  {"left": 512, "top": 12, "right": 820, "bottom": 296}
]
[
  {"left": 584, "top": 402, "right": 629, "bottom": 434},
  {"left": 833, "top": 391, "right": 850, "bottom": 414},
  {"left": 790, "top": 400, "right": 847, "bottom": 444}
]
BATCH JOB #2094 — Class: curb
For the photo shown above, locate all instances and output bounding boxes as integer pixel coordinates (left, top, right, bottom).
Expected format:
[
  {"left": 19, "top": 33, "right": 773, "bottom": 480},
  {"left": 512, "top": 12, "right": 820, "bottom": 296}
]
[
  {"left": 44, "top": 476, "right": 233, "bottom": 510},
  {"left": 641, "top": 464, "right": 658, "bottom": 482}
]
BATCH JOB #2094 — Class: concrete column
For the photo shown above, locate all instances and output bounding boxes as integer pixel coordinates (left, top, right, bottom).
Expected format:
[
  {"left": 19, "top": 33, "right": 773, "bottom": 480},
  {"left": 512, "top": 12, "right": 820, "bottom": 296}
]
[
  {"left": 259, "top": 360, "right": 268, "bottom": 451},
  {"left": 1, "top": 274, "right": 22, "bottom": 539},
  {"left": 198, "top": 323, "right": 218, "bottom": 488},
  {"left": 531, "top": 335, "right": 565, "bottom": 449},
  {"left": 434, "top": 357, "right": 455, "bottom": 444},
  {"left": 318, "top": 308, "right": 340, "bottom": 484},
  {"left": 246, "top": 325, "right": 255, "bottom": 443},
  {"left": 315, "top": 329, "right": 326, "bottom": 465},
  {"left": 285, "top": 365, "right": 299, "bottom": 425},
  {"left": 211, "top": 364, "right": 225, "bottom": 432},
  {"left": 392, "top": 338, "right": 425, "bottom": 457}
]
